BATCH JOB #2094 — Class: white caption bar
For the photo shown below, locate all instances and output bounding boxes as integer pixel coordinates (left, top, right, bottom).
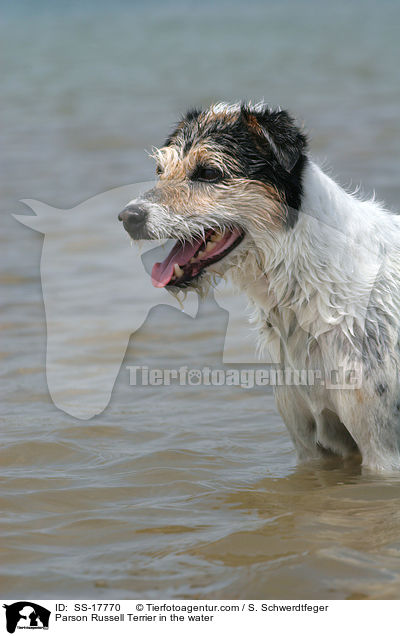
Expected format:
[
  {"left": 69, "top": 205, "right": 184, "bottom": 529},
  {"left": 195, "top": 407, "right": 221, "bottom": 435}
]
[{"left": 1, "top": 599, "right": 396, "bottom": 635}]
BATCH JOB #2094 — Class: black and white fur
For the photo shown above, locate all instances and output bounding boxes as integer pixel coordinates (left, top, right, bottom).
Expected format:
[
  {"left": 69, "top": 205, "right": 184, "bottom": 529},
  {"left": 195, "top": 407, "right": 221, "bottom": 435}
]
[{"left": 120, "top": 102, "right": 400, "bottom": 472}]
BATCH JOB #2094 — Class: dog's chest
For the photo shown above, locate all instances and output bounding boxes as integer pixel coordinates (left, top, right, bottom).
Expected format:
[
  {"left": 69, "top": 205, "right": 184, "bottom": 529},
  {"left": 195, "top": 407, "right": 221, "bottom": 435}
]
[{"left": 266, "top": 307, "right": 313, "bottom": 367}]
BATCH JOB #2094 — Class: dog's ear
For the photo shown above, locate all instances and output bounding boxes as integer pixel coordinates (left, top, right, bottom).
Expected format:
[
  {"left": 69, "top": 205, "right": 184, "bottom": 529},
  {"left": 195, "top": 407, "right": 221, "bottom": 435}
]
[{"left": 241, "top": 105, "right": 307, "bottom": 172}]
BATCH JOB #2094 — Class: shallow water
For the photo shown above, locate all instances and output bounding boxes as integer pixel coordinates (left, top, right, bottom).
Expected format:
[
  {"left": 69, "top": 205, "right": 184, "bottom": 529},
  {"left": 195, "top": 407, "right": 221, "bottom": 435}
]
[{"left": 1, "top": 0, "right": 400, "bottom": 599}]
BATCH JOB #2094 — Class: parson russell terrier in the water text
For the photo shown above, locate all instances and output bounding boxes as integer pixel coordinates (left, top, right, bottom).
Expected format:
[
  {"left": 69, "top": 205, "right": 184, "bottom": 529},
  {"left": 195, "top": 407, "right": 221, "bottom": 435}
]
[{"left": 119, "top": 102, "right": 400, "bottom": 472}]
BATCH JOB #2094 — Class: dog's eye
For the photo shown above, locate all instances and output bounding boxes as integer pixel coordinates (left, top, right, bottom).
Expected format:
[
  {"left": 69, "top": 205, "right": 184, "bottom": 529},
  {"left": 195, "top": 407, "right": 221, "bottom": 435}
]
[
  {"left": 156, "top": 165, "right": 163, "bottom": 175},
  {"left": 192, "top": 166, "right": 223, "bottom": 183}
]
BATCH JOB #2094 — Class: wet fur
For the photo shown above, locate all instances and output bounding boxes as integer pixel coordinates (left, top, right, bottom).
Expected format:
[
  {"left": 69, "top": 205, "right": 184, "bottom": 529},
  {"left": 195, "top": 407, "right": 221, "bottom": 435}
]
[{"left": 123, "top": 102, "right": 400, "bottom": 472}]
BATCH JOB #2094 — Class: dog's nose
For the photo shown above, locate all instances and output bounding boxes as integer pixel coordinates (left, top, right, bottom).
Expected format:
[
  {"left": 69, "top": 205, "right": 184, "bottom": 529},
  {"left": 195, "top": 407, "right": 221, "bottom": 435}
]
[{"left": 118, "top": 204, "right": 148, "bottom": 229}]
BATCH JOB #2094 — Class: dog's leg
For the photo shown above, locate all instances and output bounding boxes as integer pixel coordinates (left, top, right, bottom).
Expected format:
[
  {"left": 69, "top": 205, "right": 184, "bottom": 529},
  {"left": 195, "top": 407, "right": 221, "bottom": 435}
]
[
  {"left": 336, "top": 386, "right": 400, "bottom": 472},
  {"left": 274, "top": 385, "right": 325, "bottom": 460}
]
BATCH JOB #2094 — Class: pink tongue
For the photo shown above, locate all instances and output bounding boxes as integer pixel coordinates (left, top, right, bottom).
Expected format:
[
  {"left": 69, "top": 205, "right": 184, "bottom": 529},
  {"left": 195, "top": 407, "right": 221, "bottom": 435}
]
[
  {"left": 151, "top": 229, "right": 243, "bottom": 288},
  {"left": 151, "top": 238, "right": 203, "bottom": 288}
]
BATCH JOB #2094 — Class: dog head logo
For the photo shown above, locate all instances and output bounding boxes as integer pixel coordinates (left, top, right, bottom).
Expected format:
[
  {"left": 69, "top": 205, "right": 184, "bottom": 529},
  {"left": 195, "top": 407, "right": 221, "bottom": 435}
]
[
  {"left": 2, "top": 602, "right": 50, "bottom": 633},
  {"left": 14, "top": 183, "right": 198, "bottom": 419}
]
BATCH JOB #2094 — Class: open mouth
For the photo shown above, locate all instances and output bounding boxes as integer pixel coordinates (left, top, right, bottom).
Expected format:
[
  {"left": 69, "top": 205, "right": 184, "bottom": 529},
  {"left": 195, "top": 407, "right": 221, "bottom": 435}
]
[{"left": 151, "top": 227, "right": 245, "bottom": 288}]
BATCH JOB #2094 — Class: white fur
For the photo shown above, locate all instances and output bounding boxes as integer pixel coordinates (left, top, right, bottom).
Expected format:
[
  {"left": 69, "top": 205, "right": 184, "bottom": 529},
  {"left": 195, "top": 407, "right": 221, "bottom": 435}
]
[
  {"left": 127, "top": 159, "right": 400, "bottom": 472},
  {"left": 233, "top": 161, "right": 400, "bottom": 472}
]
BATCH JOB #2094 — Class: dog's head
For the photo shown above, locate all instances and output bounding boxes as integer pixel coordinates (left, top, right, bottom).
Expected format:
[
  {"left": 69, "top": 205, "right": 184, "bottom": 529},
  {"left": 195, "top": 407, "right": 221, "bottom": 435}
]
[{"left": 119, "top": 102, "right": 307, "bottom": 291}]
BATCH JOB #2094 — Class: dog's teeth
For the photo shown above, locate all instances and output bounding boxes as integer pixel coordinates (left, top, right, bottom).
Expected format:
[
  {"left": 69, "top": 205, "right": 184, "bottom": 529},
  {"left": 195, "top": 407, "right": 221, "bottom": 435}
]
[
  {"left": 190, "top": 257, "right": 196, "bottom": 263},
  {"left": 198, "top": 250, "right": 205, "bottom": 258},
  {"left": 211, "top": 231, "right": 223, "bottom": 242},
  {"left": 206, "top": 241, "right": 214, "bottom": 252},
  {"left": 174, "top": 263, "right": 184, "bottom": 278}
]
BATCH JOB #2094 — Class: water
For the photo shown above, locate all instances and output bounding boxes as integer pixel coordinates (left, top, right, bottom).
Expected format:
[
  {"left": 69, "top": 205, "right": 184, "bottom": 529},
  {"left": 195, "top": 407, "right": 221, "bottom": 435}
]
[{"left": 1, "top": 0, "right": 400, "bottom": 599}]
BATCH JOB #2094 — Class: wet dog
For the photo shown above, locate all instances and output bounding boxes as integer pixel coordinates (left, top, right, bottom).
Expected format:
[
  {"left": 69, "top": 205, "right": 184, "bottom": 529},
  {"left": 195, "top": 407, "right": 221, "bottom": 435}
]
[{"left": 119, "top": 102, "right": 400, "bottom": 472}]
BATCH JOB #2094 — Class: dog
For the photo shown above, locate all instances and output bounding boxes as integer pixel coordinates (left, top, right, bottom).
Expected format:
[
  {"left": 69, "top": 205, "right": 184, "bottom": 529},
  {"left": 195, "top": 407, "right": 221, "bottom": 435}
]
[{"left": 119, "top": 102, "right": 400, "bottom": 472}]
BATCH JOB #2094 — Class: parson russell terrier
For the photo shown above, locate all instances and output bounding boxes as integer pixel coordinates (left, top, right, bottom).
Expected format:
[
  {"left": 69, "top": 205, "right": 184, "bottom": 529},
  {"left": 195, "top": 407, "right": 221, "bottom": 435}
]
[{"left": 119, "top": 102, "right": 400, "bottom": 472}]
